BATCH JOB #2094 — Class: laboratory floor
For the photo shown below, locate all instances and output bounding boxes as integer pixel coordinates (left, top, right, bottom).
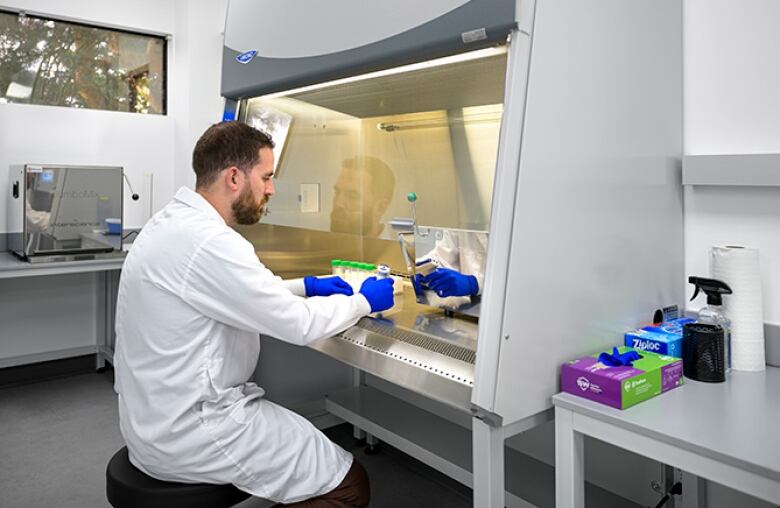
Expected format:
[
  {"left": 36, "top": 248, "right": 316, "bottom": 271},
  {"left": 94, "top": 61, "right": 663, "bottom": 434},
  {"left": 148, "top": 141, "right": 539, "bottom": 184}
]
[{"left": 0, "top": 368, "right": 472, "bottom": 508}]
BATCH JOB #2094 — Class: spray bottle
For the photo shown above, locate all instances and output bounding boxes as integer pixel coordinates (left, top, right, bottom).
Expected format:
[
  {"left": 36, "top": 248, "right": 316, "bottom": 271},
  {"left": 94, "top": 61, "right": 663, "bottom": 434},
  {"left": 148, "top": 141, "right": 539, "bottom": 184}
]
[{"left": 688, "top": 276, "right": 733, "bottom": 369}]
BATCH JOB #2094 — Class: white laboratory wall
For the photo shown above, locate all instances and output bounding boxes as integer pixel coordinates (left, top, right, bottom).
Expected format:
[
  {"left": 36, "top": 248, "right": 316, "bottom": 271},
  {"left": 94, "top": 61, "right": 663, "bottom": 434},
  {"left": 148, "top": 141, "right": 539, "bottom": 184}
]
[
  {"left": 171, "top": 0, "right": 228, "bottom": 191},
  {"left": 684, "top": 0, "right": 780, "bottom": 326},
  {"left": 0, "top": 0, "right": 176, "bottom": 229},
  {"left": 0, "top": 103, "right": 173, "bottom": 229},
  {"left": 685, "top": 2, "right": 779, "bottom": 507},
  {"left": 0, "top": 0, "right": 226, "bottom": 362}
]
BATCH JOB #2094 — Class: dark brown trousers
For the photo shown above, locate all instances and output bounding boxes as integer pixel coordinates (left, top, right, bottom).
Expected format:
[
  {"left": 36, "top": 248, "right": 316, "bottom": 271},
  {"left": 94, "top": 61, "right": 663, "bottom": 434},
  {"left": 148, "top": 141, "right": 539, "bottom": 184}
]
[{"left": 275, "top": 459, "right": 370, "bottom": 508}]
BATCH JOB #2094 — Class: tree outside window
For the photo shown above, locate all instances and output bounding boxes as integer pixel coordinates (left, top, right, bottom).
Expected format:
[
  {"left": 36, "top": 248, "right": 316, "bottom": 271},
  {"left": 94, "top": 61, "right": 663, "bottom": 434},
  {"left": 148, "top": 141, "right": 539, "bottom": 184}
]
[{"left": 0, "top": 10, "right": 166, "bottom": 114}]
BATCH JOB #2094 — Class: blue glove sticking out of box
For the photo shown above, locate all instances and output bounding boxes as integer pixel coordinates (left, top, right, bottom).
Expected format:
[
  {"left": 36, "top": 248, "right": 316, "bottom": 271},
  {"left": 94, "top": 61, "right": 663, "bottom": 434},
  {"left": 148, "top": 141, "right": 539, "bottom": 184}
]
[{"left": 598, "top": 347, "right": 642, "bottom": 367}]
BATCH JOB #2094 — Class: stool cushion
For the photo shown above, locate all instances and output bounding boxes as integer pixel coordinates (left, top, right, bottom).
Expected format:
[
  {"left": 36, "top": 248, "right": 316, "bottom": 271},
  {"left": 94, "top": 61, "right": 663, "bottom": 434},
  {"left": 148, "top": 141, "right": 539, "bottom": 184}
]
[{"left": 106, "top": 447, "right": 251, "bottom": 508}]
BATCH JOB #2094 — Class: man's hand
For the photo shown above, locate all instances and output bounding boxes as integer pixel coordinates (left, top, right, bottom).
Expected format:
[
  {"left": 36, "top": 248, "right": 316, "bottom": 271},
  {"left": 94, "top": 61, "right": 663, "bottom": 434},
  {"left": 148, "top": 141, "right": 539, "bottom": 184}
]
[
  {"left": 359, "top": 277, "right": 395, "bottom": 312},
  {"left": 419, "top": 268, "right": 478, "bottom": 297},
  {"left": 304, "top": 276, "right": 354, "bottom": 297}
]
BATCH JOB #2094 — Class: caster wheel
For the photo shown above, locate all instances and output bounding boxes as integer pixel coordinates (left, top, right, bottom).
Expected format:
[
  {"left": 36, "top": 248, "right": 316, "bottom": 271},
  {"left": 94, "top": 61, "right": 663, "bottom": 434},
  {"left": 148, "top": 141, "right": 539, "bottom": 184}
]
[{"left": 364, "top": 443, "right": 381, "bottom": 455}]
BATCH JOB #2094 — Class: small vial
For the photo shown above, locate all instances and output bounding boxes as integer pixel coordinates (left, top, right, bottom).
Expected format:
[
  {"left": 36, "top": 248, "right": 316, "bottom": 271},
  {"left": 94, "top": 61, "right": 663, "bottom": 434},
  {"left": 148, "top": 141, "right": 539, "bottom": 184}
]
[
  {"left": 376, "top": 264, "right": 390, "bottom": 279},
  {"left": 347, "top": 262, "right": 359, "bottom": 290},
  {"left": 359, "top": 263, "right": 371, "bottom": 286},
  {"left": 370, "top": 264, "right": 392, "bottom": 318}
]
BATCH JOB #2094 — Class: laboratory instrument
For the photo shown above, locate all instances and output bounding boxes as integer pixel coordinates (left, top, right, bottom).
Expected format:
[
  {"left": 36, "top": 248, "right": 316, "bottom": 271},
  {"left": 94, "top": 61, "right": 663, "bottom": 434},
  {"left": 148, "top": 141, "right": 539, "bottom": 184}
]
[{"left": 7, "top": 164, "right": 126, "bottom": 262}]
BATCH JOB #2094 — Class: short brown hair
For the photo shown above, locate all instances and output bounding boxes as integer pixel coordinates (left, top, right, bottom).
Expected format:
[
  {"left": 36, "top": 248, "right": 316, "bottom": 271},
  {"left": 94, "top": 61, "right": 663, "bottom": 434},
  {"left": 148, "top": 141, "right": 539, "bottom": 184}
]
[
  {"left": 192, "top": 122, "right": 275, "bottom": 188},
  {"left": 341, "top": 156, "right": 395, "bottom": 203}
]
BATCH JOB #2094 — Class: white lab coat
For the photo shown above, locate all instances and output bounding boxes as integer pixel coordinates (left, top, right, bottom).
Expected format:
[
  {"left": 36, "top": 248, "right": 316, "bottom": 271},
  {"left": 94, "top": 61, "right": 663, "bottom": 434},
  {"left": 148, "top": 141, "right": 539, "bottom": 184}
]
[{"left": 114, "top": 187, "right": 371, "bottom": 503}]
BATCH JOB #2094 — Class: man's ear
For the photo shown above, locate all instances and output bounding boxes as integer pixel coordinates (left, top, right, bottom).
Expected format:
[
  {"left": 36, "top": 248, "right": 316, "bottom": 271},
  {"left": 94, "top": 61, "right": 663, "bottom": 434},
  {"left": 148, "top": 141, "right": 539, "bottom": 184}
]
[
  {"left": 224, "top": 167, "right": 241, "bottom": 192},
  {"left": 372, "top": 198, "right": 390, "bottom": 218}
]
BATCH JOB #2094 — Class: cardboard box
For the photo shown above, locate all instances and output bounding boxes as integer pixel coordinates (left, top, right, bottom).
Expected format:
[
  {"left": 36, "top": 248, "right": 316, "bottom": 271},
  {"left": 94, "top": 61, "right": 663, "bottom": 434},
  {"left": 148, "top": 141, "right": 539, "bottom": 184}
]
[{"left": 561, "top": 347, "right": 683, "bottom": 409}]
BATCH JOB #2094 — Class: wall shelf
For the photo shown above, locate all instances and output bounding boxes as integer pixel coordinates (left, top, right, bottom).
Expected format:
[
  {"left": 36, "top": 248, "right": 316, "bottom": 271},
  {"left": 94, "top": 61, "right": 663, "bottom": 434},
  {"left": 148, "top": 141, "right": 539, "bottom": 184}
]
[{"left": 683, "top": 154, "right": 780, "bottom": 187}]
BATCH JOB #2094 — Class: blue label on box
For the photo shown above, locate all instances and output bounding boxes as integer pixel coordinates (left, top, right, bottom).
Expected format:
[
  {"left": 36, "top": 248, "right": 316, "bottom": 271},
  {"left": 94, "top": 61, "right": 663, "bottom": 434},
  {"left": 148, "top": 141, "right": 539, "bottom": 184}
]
[
  {"left": 625, "top": 329, "right": 682, "bottom": 357},
  {"left": 643, "top": 317, "right": 694, "bottom": 336}
]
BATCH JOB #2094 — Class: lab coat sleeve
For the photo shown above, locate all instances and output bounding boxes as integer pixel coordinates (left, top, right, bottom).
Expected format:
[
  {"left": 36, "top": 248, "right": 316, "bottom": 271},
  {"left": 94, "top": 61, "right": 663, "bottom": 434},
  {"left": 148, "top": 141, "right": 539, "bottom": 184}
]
[
  {"left": 418, "top": 230, "right": 461, "bottom": 271},
  {"left": 265, "top": 274, "right": 305, "bottom": 296},
  {"left": 180, "top": 231, "right": 371, "bottom": 346},
  {"left": 281, "top": 278, "right": 306, "bottom": 297},
  {"left": 468, "top": 233, "right": 488, "bottom": 296},
  {"left": 25, "top": 200, "right": 50, "bottom": 232}
]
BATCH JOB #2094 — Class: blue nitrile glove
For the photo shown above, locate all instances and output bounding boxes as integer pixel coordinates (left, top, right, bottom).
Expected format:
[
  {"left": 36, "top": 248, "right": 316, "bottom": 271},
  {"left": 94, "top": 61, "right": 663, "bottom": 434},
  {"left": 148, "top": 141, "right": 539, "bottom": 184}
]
[
  {"left": 412, "top": 274, "right": 425, "bottom": 295},
  {"left": 420, "top": 268, "right": 479, "bottom": 297},
  {"left": 359, "top": 276, "right": 395, "bottom": 312},
  {"left": 303, "top": 276, "right": 354, "bottom": 297},
  {"left": 598, "top": 347, "right": 642, "bottom": 367}
]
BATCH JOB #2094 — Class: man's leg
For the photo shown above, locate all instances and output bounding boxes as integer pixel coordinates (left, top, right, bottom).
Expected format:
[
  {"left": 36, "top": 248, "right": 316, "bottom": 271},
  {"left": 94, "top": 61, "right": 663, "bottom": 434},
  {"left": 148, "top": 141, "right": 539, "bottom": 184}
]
[{"left": 277, "top": 459, "right": 370, "bottom": 508}]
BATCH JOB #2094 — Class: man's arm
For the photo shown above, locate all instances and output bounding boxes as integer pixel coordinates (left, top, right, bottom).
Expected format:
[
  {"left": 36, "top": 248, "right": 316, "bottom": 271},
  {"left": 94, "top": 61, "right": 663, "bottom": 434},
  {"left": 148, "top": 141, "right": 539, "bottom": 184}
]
[
  {"left": 180, "top": 231, "right": 371, "bottom": 346},
  {"left": 280, "top": 278, "right": 305, "bottom": 297}
]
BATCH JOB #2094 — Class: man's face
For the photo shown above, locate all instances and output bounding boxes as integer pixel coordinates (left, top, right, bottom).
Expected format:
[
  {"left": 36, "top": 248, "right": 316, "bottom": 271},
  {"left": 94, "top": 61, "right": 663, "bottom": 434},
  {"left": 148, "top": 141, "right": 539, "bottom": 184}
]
[
  {"left": 232, "top": 147, "right": 275, "bottom": 225},
  {"left": 330, "top": 167, "right": 378, "bottom": 235}
]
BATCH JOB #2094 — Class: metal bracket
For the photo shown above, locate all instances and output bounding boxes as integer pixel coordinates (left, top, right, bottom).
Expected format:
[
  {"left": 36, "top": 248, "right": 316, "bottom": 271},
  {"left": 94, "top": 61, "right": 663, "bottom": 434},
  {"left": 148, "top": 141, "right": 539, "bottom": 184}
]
[{"left": 470, "top": 403, "right": 503, "bottom": 427}]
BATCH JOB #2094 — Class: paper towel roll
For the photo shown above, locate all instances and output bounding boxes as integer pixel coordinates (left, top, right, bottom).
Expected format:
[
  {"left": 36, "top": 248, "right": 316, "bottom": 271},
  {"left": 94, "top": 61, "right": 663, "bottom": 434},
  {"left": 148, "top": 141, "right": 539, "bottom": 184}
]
[{"left": 710, "top": 246, "right": 765, "bottom": 371}]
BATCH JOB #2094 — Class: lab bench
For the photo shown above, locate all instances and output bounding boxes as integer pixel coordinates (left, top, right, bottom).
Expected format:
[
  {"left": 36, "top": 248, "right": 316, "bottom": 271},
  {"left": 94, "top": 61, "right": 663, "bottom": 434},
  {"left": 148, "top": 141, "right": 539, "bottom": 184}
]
[
  {"left": 310, "top": 287, "right": 643, "bottom": 507},
  {"left": 554, "top": 367, "right": 780, "bottom": 507},
  {"left": 325, "top": 381, "right": 640, "bottom": 507},
  {"left": 0, "top": 251, "right": 123, "bottom": 369},
  {"left": 0, "top": 250, "right": 123, "bottom": 279}
]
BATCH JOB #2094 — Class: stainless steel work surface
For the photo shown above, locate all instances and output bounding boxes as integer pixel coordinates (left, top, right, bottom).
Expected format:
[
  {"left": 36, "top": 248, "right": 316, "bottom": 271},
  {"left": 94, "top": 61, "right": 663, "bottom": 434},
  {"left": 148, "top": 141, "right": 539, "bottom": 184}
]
[
  {"left": 363, "top": 285, "right": 478, "bottom": 352},
  {"left": 310, "top": 286, "right": 477, "bottom": 410},
  {"left": 553, "top": 367, "right": 780, "bottom": 483},
  {"left": 0, "top": 251, "right": 124, "bottom": 279}
]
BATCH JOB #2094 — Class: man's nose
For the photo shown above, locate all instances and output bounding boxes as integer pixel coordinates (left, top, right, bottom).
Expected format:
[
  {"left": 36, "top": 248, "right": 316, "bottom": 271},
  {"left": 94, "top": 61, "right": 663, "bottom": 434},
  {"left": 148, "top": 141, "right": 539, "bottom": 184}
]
[{"left": 266, "top": 179, "right": 275, "bottom": 196}]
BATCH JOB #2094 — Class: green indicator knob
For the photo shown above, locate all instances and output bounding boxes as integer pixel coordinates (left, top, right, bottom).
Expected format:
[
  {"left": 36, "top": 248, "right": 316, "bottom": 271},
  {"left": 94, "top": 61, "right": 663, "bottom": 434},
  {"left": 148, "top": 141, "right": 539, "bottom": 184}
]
[{"left": 407, "top": 192, "right": 417, "bottom": 203}]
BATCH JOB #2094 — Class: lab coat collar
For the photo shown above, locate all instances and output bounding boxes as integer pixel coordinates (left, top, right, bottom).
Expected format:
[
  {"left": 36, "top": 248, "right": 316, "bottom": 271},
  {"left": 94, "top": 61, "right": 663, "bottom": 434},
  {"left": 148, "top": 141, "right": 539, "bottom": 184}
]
[{"left": 173, "top": 187, "right": 226, "bottom": 225}]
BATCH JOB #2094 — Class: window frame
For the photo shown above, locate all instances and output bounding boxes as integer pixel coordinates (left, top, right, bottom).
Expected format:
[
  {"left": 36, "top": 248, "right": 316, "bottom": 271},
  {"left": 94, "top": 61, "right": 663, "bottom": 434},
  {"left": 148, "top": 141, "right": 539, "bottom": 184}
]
[{"left": 0, "top": 7, "right": 169, "bottom": 115}]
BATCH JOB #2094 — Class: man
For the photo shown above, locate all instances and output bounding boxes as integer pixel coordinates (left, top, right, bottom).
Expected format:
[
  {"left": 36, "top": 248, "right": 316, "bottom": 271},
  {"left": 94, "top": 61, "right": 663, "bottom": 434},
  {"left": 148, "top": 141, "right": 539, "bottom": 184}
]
[
  {"left": 114, "top": 121, "right": 393, "bottom": 506},
  {"left": 330, "top": 156, "right": 395, "bottom": 237}
]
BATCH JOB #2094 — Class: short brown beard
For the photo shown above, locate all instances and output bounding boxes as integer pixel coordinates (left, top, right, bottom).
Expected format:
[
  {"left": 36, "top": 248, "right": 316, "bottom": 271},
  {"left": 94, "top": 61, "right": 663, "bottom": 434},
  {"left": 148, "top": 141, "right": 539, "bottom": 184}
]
[{"left": 232, "top": 183, "right": 266, "bottom": 225}]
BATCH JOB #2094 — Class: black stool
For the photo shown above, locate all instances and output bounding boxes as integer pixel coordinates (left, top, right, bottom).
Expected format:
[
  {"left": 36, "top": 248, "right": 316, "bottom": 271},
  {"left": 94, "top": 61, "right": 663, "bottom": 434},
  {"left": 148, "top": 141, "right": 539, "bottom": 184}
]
[{"left": 106, "top": 447, "right": 251, "bottom": 508}]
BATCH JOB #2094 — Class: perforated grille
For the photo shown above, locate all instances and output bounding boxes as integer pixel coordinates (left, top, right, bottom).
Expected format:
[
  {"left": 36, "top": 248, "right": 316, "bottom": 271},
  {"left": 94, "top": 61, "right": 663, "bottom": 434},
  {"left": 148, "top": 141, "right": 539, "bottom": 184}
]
[{"left": 355, "top": 319, "right": 476, "bottom": 365}]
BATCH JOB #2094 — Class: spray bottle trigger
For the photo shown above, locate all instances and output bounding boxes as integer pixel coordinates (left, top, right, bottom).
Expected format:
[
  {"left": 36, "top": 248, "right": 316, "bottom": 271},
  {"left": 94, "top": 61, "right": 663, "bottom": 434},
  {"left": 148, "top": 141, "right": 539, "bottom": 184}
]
[{"left": 690, "top": 285, "right": 701, "bottom": 301}]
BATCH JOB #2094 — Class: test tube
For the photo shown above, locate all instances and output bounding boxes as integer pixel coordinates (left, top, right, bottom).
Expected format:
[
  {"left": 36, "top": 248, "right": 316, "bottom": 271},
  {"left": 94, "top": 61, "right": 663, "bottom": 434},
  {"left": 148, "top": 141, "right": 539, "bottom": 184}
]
[
  {"left": 358, "top": 263, "right": 370, "bottom": 287},
  {"left": 347, "top": 261, "right": 359, "bottom": 290}
]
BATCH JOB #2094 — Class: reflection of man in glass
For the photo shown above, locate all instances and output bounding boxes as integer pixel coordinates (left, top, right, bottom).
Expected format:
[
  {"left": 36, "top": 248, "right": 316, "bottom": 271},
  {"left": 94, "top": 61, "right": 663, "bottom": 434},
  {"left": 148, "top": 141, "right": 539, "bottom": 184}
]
[
  {"left": 25, "top": 172, "right": 51, "bottom": 233},
  {"left": 330, "top": 156, "right": 395, "bottom": 237},
  {"left": 26, "top": 199, "right": 51, "bottom": 233}
]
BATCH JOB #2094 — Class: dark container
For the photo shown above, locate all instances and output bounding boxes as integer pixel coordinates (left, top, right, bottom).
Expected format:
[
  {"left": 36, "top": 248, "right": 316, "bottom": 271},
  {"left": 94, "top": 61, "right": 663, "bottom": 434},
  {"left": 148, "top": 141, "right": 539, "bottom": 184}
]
[{"left": 682, "top": 322, "right": 725, "bottom": 382}]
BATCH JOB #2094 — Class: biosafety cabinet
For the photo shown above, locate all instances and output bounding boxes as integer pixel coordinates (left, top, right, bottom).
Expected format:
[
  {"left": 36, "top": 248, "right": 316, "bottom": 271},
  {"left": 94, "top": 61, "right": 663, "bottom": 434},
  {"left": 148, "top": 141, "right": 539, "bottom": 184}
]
[{"left": 222, "top": 1, "right": 683, "bottom": 506}]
